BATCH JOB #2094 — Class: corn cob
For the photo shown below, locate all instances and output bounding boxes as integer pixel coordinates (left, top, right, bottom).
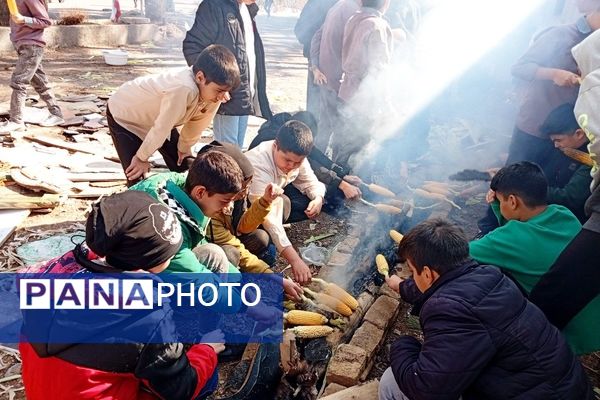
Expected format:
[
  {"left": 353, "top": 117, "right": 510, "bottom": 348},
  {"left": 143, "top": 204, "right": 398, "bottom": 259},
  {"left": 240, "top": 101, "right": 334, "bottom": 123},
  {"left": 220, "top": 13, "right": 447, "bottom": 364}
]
[
  {"left": 287, "top": 325, "right": 334, "bottom": 339},
  {"left": 376, "top": 254, "right": 389, "bottom": 278},
  {"left": 387, "top": 198, "right": 404, "bottom": 208},
  {"left": 374, "top": 203, "right": 403, "bottom": 214},
  {"left": 389, "top": 230, "right": 403, "bottom": 244},
  {"left": 312, "top": 278, "right": 358, "bottom": 311},
  {"left": 561, "top": 147, "right": 594, "bottom": 167},
  {"left": 304, "top": 288, "right": 353, "bottom": 317},
  {"left": 421, "top": 184, "right": 452, "bottom": 197},
  {"left": 284, "top": 310, "right": 328, "bottom": 325},
  {"left": 413, "top": 188, "right": 461, "bottom": 210},
  {"left": 366, "top": 183, "right": 396, "bottom": 198}
]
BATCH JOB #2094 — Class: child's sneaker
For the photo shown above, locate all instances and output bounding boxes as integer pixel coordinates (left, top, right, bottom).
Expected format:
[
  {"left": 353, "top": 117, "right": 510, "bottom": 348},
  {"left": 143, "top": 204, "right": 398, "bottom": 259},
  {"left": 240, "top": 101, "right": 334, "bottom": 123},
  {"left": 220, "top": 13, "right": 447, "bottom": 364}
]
[
  {"left": 0, "top": 121, "right": 26, "bottom": 134},
  {"left": 40, "top": 115, "right": 65, "bottom": 127}
]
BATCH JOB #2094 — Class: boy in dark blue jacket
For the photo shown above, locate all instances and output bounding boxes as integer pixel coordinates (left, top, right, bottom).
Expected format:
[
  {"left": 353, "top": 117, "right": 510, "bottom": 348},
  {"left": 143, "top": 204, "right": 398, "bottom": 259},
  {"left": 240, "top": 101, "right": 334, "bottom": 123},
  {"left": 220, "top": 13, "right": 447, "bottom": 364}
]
[{"left": 381, "top": 219, "right": 592, "bottom": 400}]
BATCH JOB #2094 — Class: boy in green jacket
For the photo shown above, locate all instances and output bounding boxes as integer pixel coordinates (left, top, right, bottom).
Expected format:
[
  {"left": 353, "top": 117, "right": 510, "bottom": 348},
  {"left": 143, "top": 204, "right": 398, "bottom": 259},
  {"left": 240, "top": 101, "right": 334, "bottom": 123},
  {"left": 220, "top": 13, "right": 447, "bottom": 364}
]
[{"left": 470, "top": 161, "right": 600, "bottom": 354}]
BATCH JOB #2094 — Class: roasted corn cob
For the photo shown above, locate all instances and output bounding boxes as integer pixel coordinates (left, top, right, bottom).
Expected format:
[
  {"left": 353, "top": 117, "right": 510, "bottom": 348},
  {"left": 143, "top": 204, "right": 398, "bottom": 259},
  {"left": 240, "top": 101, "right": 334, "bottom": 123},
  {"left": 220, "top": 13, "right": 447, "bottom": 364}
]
[
  {"left": 374, "top": 204, "right": 403, "bottom": 214},
  {"left": 312, "top": 278, "right": 359, "bottom": 311},
  {"left": 287, "top": 325, "right": 334, "bottom": 339},
  {"left": 389, "top": 230, "right": 403, "bottom": 244},
  {"left": 304, "top": 288, "right": 353, "bottom": 317},
  {"left": 561, "top": 147, "right": 594, "bottom": 167},
  {"left": 376, "top": 254, "right": 389, "bottom": 278},
  {"left": 366, "top": 183, "right": 396, "bottom": 198},
  {"left": 284, "top": 310, "right": 328, "bottom": 325}
]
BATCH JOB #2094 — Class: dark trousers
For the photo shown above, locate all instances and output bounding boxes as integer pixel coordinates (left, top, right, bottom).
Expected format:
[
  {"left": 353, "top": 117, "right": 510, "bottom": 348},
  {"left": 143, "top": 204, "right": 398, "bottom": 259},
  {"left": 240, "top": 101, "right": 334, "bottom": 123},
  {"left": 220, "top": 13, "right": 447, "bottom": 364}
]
[
  {"left": 107, "top": 107, "right": 192, "bottom": 186},
  {"left": 529, "top": 228, "right": 600, "bottom": 329},
  {"left": 282, "top": 184, "right": 312, "bottom": 223}
]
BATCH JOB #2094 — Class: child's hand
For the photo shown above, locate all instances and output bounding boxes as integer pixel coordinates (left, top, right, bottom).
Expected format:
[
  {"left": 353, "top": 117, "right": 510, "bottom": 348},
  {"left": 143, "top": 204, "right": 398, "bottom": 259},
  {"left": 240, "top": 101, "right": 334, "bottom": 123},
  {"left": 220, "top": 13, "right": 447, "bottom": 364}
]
[
  {"left": 338, "top": 180, "right": 361, "bottom": 200},
  {"left": 305, "top": 196, "right": 323, "bottom": 219},
  {"left": 552, "top": 69, "right": 580, "bottom": 87},
  {"left": 126, "top": 155, "right": 151, "bottom": 181},
  {"left": 385, "top": 275, "right": 403, "bottom": 293},
  {"left": 291, "top": 260, "right": 312, "bottom": 285},
  {"left": 311, "top": 67, "right": 327, "bottom": 86},
  {"left": 200, "top": 330, "right": 225, "bottom": 354},
  {"left": 283, "top": 278, "right": 303, "bottom": 302},
  {"left": 485, "top": 189, "right": 496, "bottom": 204},
  {"left": 11, "top": 14, "right": 25, "bottom": 24},
  {"left": 261, "top": 183, "right": 284, "bottom": 204},
  {"left": 177, "top": 150, "right": 193, "bottom": 166}
]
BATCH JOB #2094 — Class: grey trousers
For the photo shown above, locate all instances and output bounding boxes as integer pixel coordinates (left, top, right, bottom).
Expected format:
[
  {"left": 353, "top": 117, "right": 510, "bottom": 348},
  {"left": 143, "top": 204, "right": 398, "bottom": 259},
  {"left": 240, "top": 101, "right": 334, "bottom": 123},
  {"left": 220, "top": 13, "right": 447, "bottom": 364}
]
[
  {"left": 192, "top": 243, "right": 231, "bottom": 273},
  {"left": 315, "top": 86, "right": 340, "bottom": 153},
  {"left": 9, "top": 44, "right": 61, "bottom": 123},
  {"left": 379, "top": 367, "right": 463, "bottom": 400}
]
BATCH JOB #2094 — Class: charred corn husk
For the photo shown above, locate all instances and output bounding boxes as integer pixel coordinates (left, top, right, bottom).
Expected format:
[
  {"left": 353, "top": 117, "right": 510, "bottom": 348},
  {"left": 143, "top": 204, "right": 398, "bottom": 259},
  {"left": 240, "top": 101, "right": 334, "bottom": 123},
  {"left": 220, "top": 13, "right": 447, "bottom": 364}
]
[
  {"left": 389, "top": 230, "right": 403, "bottom": 244},
  {"left": 376, "top": 254, "right": 389, "bottom": 278},
  {"left": 561, "top": 148, "right": 594, "bottom": 167},
  {"left": 284, "top": 310, "right": 328, "bottom": 325},
  {"left": 304, "top": 288, "right": 353, "bottom": 317},
  {"left": 288, "top": 325, "right": 334, "bottom": 339},
  {"left": 312, "top": 278, "right": 358, "bottom": 311}
]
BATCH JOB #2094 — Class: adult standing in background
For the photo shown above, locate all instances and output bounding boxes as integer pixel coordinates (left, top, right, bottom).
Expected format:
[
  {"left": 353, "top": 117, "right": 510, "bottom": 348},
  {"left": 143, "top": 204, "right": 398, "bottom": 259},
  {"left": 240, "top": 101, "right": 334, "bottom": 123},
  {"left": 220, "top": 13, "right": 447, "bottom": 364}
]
[
  {"left": 183, "top": 0, "right": 272, "bottom": 148},
  {"left": 294, "top": 0, "right": 338, "bottom": 119}
]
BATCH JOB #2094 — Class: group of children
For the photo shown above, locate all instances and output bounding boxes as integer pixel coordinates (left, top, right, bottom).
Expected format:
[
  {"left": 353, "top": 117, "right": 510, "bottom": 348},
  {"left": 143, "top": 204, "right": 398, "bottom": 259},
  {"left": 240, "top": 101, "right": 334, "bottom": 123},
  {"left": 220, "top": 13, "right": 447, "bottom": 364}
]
[{"left": 6, "top": 0, "right": 600, "bottom": 399}]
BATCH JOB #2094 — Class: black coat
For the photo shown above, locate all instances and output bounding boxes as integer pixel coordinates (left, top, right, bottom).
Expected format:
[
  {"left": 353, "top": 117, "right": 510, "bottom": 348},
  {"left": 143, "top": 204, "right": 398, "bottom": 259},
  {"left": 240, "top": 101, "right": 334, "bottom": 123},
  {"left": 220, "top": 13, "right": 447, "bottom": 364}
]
[
  {"left": 391, "top": 261, "right": 593, "bottom": 400},
  {"left": 183, "top": 0, "right": 271, "bottom": 119}
]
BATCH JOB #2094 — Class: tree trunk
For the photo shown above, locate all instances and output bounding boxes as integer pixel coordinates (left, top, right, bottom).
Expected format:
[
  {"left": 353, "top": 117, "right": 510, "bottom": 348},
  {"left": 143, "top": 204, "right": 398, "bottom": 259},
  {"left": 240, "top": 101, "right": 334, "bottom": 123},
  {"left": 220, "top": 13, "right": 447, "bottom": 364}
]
[
  {"left": 0, "top": 0, "right": 10, "bottom": 27},
  {"left": 144, "top": 0, "right": 165, "bottom": 24}
]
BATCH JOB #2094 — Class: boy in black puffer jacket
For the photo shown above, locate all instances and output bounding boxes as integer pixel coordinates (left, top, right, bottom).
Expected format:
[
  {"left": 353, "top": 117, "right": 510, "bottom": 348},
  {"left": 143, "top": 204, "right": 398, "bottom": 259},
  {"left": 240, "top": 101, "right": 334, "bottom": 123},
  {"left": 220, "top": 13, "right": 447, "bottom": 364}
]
[{"left": 380, "top": 218, "right": 593, "bottom": 400}]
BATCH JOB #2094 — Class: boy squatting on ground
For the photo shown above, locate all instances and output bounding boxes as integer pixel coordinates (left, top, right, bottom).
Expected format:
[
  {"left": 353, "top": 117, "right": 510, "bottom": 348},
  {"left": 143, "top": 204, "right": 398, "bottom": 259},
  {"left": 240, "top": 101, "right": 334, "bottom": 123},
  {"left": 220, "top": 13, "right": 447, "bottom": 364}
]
[
  {"left": 19, "top": 191, "right": 225, "bottom": 400},
  {"left": 131, "top": 149, "right": 278, "bottom": 322},
  {"left": 381, "top": 219, "right": 594, "bottom": 400},
  {"left": 107, "top": 44, "right": 240, "bottom": 185},
  {"left": 469, "top": 161, "right": 600, "bottom": 355},
  {"left": 199, "top": 141, "right": 304, "bottom": 301},
  {"left": 0, "top": 0, "right": 64, "bottom": 134},
  {"left": 245, "top": 120, "right": 326, "bottom": 285}
]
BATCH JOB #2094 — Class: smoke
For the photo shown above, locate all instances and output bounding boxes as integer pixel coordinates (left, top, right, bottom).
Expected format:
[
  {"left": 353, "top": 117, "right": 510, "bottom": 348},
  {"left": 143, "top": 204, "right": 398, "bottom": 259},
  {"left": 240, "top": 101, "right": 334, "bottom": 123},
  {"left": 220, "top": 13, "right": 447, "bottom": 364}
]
[{"left": 337, "top": 0, "right": 549, "bottom": 177}]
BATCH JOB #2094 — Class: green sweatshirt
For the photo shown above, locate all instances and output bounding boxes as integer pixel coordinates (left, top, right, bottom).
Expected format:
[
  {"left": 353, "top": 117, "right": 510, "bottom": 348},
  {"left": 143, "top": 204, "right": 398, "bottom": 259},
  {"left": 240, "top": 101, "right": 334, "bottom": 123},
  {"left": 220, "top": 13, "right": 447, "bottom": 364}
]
[{"left": 470, "top": 203, "right": 600, "bottom": 354}]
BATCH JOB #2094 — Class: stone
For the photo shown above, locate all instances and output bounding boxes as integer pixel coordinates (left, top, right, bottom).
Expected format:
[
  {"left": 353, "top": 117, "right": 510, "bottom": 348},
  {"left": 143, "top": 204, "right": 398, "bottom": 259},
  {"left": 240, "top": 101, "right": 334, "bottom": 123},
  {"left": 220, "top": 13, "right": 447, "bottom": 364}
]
[
  {"left": 326, "top": 344, "right": 367, "bottom": 387},
  {"left": 379, "top": 282, "right": 399, "bottom": 299},
  {"left": 321, "top": 383, "right": 347, "bottom": 397},
  {"left": 327, "top": 251, "right": 352, "bottom": 267},
  {"left": 336, "top": 237, "right": 360, "bottom": 254},
  {"left": 363, "top": 295, "right": 400, "bottom": 331},
  {"left": 349, "top": 321, "right": 385, "bottom": 362},
  {"left": 320, "top": 380, "right": 380, "bottom": 400}
]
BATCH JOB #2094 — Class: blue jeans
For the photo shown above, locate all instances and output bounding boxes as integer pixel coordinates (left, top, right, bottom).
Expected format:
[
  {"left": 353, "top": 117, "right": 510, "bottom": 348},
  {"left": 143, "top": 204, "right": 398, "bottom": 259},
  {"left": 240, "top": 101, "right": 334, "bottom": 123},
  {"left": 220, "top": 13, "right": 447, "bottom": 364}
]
[{"left": 213, "top": 114, "right": 249, "bottom": 148}]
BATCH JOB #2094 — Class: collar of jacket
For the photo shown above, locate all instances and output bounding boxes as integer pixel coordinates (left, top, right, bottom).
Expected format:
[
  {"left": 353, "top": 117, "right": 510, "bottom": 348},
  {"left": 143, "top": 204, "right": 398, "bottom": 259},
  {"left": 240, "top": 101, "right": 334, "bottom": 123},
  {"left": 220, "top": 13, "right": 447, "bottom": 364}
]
[
  {"left": 227, "top": 0, "right": 259, "bottom": 19},
  {"left": 410, "top": 259, "right": 479, "bottom": 316},
  {"left": 576, "top": 15, "right": 592, "bottom": 35},
  {"left": 164, "top": 179, "right": 210, "bottom": 235}
]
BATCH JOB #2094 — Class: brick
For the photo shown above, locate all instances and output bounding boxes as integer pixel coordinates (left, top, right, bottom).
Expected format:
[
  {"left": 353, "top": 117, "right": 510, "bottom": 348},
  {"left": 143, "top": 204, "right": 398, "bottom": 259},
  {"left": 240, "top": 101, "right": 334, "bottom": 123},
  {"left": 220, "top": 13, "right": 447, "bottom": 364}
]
[
  {"left": 321, "top": 380, "right": 380, "bottom": 400},
  {"left": 379, "top": 283, "right": 399, "bottom": 299},
  {"left": 326, "top": 344, "right": 368, "bottom": 387},
  {"left": 327, "top": 251, "right": 352, "bottom": 267},
  {"left": 322, "top": 383, "right": 347, "bottom": 397},
  {"left": 349, "top": 321, "right": 385, "bottom": 362},
  {"left": 336, "top": 237, "right": 360, "bottom": 254},
  {"left": 363, "top": 295, "right": 400, "bottom": 331}
]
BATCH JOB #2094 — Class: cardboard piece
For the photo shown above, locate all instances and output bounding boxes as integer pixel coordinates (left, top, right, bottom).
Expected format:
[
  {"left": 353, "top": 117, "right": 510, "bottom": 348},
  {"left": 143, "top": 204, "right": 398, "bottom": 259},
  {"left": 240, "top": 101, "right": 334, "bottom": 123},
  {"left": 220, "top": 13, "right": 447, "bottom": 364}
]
[{"left": 0, "top": 209, "right": 30, "bottom": 247}]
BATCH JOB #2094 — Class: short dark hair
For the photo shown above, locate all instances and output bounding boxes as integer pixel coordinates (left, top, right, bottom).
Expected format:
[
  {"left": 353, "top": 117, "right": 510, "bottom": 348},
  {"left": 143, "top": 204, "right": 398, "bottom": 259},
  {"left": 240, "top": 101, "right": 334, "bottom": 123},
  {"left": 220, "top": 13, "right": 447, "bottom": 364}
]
[
  {"left": 490, "top": 161, "right": 548, "bottom": 207},
  {"left": 185, "top": 149, "right": 243, "bottom": 195},
  {"left": 291, "top": 111, "right": 318, "bottom": 137},
  {"left": 397, "top": 218, "right": 470, "bottom": 275},
  {"left": 275, "top": 120, "right": 314, "bottom": 156},
  {"left": 540, "top": 103, "right": 579, "bottom": 137},
  {"left": 362, "top": 0, "right": 387, "bottom": 10},
  {"left": 192, "top": 44, "right": 241, "bottom": 90}
]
